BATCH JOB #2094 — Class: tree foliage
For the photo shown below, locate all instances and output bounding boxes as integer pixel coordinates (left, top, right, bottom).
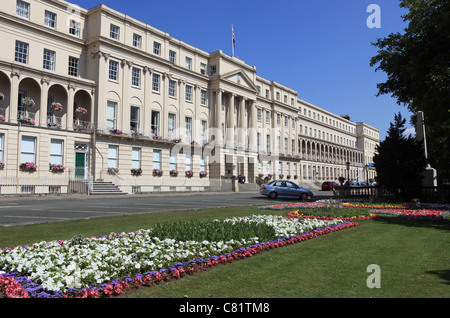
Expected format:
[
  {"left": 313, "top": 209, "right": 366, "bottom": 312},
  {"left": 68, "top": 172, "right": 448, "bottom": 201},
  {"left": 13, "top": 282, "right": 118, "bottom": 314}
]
[
  {"left": 373, "top": 113, "right": 427, "bottom": 199},
  {"left": 370, "top": 0, "right": 450, "bottom": 184}
]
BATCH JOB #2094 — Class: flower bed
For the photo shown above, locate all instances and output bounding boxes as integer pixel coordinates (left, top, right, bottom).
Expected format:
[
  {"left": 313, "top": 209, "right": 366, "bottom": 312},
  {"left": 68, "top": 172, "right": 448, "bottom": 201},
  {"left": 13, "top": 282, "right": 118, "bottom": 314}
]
[
  {"left": 0, "top": 215, "right": 357, "bottom": 298},
  {"left": 259, "top": 200, "right": 449, "bottom": 222},
  {"left": 368, "top": 209, "right": 449, "bottom": 221},
  {"left": 286, "top": 210, "right": 380, "bottom": 221},
  {"left": 258, "top": 199, "right": 341, "bottom": 210},
  {"left": 340, "top": 202, "right": 409, "bottom": 209}
]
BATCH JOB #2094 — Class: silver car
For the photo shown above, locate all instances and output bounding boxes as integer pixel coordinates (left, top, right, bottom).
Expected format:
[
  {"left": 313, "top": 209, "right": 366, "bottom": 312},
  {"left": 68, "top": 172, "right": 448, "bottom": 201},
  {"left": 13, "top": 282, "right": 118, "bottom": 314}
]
[{"left": 259, "top": 180, "right": 313, "bottom": 200}]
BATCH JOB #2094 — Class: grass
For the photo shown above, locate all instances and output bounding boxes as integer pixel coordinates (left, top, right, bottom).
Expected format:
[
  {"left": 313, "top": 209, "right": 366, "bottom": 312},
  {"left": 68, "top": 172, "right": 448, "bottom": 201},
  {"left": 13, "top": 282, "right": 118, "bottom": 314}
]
[{"left": 0, "top": 204, "right": 449, "bottom": 298}]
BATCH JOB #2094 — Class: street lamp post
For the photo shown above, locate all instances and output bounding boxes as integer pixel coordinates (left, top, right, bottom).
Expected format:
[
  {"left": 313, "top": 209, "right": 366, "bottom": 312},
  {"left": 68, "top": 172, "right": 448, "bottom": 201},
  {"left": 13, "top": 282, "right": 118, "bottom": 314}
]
[
  {"left": 364, "top": 164, "right": 369, "bottom": 185},
  {"left": 346, "top": 161, "right": 350, "bottom": 186}
]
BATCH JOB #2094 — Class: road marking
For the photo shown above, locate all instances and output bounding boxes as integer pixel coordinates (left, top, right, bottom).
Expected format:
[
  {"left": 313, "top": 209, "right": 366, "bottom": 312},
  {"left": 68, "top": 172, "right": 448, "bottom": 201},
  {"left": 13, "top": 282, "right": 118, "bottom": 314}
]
[
  {"left": 0, "top": 215, "right": 71, "bottom": 220},
  {"left": 0, "top": 206, "right": 28, "bottom": 209}
]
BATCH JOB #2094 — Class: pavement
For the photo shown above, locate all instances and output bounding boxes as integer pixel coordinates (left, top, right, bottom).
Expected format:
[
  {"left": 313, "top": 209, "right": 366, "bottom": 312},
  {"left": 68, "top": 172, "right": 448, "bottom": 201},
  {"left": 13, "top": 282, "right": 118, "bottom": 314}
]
[{"left": 0, "top": 189, "right": 331, "bottom": 227}]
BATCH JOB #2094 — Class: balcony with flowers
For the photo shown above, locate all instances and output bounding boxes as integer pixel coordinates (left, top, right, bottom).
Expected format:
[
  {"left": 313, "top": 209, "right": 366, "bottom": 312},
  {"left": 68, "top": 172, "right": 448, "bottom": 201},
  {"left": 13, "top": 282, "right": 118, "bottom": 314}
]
[
  {"left": 47, "top": 102, "right": 63, "bottom": 129},
  {"left": 17, "top": 97, "right": 37, "bottom": 126},
  {"left": 73, "top": 107, "right": 94, "bottom": 133}
]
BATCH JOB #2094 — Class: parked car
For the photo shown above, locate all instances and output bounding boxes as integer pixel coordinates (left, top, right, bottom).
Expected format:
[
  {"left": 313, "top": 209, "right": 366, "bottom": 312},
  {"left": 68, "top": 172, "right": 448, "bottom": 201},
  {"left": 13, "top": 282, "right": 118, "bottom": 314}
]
[
  {"left": 350, "top": 181, "right": 362, "bottom": 187},
  {"left": 260, "top": 180, "right": 313, "bottom": 200},
  {"left": 321, "top": 181, "right": 339, "bottom": 191}
]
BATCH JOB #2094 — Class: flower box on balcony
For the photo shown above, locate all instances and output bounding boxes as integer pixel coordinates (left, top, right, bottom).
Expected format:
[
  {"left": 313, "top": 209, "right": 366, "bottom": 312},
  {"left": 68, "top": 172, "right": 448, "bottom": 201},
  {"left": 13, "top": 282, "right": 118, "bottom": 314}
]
[
  {"left": 199, "top": 171, "right": 208, "bottom": 178},
  {"left": 170, "top": 170, "right": 179, "bottom": 177},
  {"left": 0, "top": 161, "right": 5, "bottom": 169},
  {"left": 131, "top": 131, "right": 143, "bottom": 138},
  {"left": 18, "top": 118, "right": 36, "bottom": 125},
  {"left": 110, "top": 129, "right": 123, "bottom": 135},
  {"left": 74, "top": 124, "right": 89, "bottom": 132},
  {"left": 49, "top": 163, "right": 65, "bottom": 173},
  {"left": 131, "top": 168, "right": 142, "bottom": 176},
  {"left": 152, "top": 169, "right": 163, "bottom": 176},
  {"left": 185, "top": 170, "right": 193, "bottom": 178},
  {"left": 20, "top": 162, "right": 37, "bottom": 172}
]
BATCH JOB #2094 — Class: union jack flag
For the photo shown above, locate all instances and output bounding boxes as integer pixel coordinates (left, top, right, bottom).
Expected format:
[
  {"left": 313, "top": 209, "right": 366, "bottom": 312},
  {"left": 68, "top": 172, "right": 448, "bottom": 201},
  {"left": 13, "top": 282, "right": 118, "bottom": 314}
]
[{"left": 232, "top": 26, "right": 235, "bottom": 48}]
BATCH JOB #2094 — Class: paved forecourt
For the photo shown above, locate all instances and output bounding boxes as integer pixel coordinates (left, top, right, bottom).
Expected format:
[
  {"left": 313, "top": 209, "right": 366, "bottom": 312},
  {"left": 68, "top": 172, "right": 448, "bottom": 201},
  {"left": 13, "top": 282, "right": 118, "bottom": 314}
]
[{"left": 0, "top": 190, "right": 327, "bottom": 227}]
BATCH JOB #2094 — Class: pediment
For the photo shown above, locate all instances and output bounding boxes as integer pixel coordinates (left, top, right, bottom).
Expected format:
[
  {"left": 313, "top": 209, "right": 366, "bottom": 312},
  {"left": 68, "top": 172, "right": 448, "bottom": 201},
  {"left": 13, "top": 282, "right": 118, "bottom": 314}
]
[{"left": 221, "top": 69, "right": 257, "bottom": 92}]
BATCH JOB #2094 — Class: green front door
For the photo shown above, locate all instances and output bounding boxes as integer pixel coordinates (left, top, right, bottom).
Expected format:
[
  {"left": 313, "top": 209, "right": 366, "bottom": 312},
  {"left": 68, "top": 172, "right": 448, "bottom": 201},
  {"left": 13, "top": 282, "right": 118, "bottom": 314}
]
[{"left": 75, "top": 152, "right": 85, "bottom": 179}]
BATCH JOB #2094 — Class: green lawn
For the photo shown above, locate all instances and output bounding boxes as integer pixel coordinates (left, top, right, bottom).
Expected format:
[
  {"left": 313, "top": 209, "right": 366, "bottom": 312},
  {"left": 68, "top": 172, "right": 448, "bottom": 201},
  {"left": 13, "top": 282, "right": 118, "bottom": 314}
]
[{"left": 0, "top": 205, "right": 449, "bottom": 298}]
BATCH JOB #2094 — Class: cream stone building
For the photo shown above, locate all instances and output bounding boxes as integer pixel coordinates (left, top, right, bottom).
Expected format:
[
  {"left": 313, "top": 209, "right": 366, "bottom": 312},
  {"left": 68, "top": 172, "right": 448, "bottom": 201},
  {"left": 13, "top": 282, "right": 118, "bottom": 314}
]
[
  {"left": 0, "top": 0, "right": 378, "bottom": 195},
  {"left": 356, "top": 122, "right": 379, "bottom": 183}
]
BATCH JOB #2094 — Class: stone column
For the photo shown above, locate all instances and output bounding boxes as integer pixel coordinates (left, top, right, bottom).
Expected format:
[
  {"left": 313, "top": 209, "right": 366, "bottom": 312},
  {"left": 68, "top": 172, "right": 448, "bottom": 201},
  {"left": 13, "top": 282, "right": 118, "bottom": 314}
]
[
  {"left": 162, "top": 73, "right": 169, "bottom": 139},
  {"left": 214, "top": 89, "right": 223, "bottom": 147},
  {"left": 8, "top": 71, "right": 20, "bottom": 124},
  {"left": 178, "top": 79, "right": 185, "bottom": 141},
  {"left": 92, "top": 52, "right": 109, "bottom": 131},
  {"left": 66, "top": 84, "right": 75, "bottom": 130},
  {"left": 228, "top": 94, "right": 235, "bottom": 147},
  {"left": 39, "top": 79, "right": 49, "bottom": 128},
  {"left": 121, "top": 59, "right": 132, "bottom": 134},
  {"left": 142, "top": 66, "right": 153, "bottom": 137}
]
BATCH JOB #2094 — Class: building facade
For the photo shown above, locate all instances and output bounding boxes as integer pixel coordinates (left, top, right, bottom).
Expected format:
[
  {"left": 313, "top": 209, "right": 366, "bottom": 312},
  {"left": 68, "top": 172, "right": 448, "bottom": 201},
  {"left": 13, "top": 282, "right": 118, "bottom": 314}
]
[{"left": 0, "top": 0, "right": 378, "bottom": 195}]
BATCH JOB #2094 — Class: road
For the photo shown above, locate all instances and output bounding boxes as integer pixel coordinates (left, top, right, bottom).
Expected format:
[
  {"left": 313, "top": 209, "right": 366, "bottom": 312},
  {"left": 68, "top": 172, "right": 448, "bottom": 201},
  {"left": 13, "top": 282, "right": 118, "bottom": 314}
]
[{"left": 0, "top": 190, "right": 330, "bottom": 227}]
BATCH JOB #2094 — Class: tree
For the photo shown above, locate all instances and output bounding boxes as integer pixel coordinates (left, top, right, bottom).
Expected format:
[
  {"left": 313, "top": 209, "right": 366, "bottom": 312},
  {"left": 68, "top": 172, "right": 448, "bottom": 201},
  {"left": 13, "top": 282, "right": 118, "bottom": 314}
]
[
  {"left": 370, "top": 0, "right": 450, "bottom": 184},
  {"left": 373, "top": 113, "right": 427, "bottom": 200}
]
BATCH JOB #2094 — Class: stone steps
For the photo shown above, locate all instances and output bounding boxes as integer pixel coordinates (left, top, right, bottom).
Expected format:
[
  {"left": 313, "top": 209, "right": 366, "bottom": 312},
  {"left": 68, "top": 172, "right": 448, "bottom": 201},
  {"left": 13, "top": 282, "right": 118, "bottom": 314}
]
[{"left": 87, "top": 181, "right": 125, "bottom": 195}]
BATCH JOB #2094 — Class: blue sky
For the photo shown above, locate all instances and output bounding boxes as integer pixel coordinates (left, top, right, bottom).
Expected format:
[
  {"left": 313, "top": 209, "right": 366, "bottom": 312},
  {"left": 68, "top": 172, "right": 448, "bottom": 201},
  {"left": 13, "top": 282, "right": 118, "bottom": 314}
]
[{"left": 75, "top": 0, "right": 412, "bottom": 140}]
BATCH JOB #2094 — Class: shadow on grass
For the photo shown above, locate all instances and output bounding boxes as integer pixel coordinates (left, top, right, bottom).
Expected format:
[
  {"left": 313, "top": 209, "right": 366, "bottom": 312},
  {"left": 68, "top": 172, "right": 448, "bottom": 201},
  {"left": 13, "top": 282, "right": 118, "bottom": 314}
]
[
  {"left": 371, "top": 214, "right": 450, "bottom": 233},
  {"left": 425, "top": 269, "right": 450, "bottom": 285}
]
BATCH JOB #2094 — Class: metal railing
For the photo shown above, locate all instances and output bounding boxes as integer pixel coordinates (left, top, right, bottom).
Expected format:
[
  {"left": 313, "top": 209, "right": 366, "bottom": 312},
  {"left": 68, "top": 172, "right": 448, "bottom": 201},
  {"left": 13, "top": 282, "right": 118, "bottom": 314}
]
[
  {"left": 73, "top": 120, "right": 95, "bottom": 133},
  {"left": 47, "top": 115, "right": 62, "bottom": 129},
  {"left": 0, "top": 169, "right": 93, "bottom": 195},
  {"left": 17, "top": 110, "right": 37, "bottom": 125}
]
